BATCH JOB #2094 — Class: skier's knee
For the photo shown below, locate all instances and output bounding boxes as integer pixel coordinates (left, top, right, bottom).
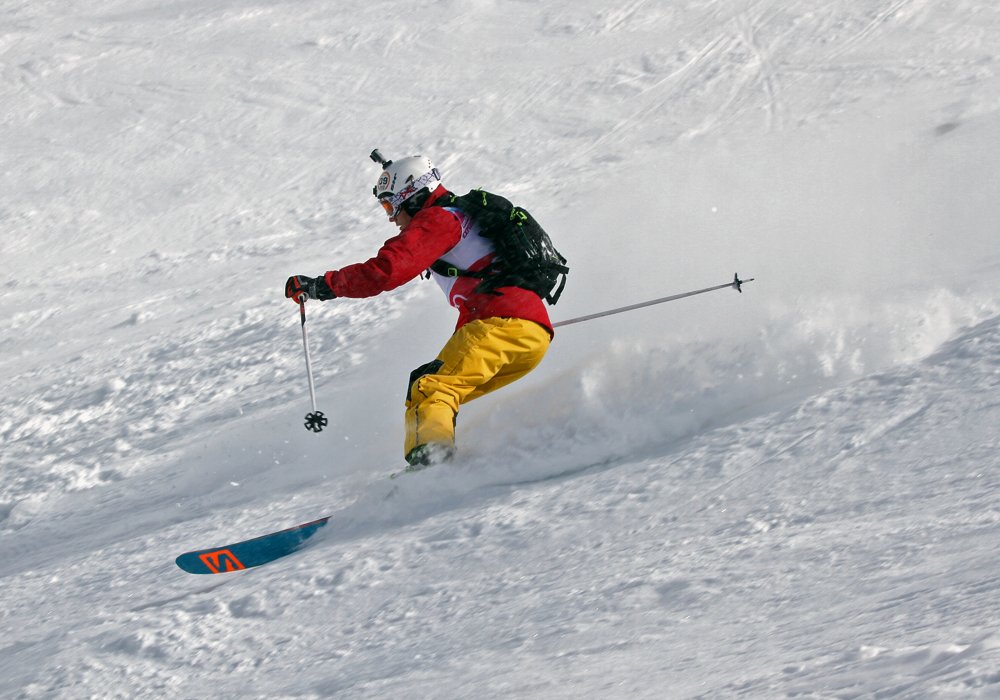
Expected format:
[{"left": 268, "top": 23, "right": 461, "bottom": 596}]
[{"left": 407, "top": 360, "right": 444, "bottom": 401}]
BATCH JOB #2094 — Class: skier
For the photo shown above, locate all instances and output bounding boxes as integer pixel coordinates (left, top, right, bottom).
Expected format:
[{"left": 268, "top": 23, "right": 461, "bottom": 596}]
[{"left": 285, "top": 153, "right": 554, "bottom": 469}]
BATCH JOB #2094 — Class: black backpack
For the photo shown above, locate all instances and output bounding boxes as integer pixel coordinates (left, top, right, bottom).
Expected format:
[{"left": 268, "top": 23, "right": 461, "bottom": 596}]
[{"left": 429, "top": 189, "right": 568, "bottom": 304}]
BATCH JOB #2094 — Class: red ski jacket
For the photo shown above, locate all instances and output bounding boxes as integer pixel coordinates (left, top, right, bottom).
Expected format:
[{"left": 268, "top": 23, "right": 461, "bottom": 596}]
[{"left": 324, "top": 187, "right": 553, "bottom": 336}]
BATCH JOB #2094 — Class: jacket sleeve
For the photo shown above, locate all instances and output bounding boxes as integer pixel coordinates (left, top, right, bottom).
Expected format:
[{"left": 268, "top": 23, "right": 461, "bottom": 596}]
[{"left": 324, "top": 208, "right": 461, "bottom": 298}]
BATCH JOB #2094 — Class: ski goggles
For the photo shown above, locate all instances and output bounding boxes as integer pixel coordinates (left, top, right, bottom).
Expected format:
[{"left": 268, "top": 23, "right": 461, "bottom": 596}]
[
  {"left": 375, "top": 169, "right": 441, "bottom": 219},
  {"left": 378, "top": 197, "right": 396, "bottom": 218}
]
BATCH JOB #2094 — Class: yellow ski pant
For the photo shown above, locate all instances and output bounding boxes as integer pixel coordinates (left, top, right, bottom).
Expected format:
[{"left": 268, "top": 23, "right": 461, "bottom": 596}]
[{"left": 404, "top": 317, "right": 551, "bottom": 460}]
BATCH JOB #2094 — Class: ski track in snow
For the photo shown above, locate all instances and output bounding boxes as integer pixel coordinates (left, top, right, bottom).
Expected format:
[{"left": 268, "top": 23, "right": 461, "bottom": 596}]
[{"left": 2, "top": 0, "right": 1000, "bottom": 697}]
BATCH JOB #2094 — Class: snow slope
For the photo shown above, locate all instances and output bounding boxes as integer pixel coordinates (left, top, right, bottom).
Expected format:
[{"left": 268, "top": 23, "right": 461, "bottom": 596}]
[{"left": 2, "top": 0, "right": 999, "bottom": 697}]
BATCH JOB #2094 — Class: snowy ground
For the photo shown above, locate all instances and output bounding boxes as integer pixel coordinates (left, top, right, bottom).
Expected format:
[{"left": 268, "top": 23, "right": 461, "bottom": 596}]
[{"left": 2, "top": 0, "right": 999, "bottom": 697}]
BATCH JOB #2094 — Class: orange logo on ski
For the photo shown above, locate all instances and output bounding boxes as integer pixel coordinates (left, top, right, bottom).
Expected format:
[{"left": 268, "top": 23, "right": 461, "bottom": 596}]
[{"left": 199, "top": 548, "right": 246, "bottom": 573}]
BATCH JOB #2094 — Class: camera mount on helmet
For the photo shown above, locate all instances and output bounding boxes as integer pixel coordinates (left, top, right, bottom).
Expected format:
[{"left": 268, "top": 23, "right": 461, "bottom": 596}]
[{"left": 369, "top": 149, "right": 391, "bottom": 168}]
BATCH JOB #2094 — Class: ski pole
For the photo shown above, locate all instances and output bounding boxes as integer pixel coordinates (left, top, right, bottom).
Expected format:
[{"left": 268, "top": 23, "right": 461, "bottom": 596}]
[
  {"left": 552, "top": 273, "right": 754, "bottom": 329},
  {"left": 298, "top": 298, "right": 327, "bottom": 433}
]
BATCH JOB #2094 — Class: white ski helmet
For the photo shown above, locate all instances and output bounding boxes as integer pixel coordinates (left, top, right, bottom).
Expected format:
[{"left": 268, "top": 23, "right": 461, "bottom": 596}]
[{"left": 371, "top": 151, "right": 442, "bottom": 219}]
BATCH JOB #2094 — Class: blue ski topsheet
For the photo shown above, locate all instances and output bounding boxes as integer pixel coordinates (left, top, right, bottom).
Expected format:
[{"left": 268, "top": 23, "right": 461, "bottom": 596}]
[
  {"left": 175, "top": 464, "right": 434, "bottom": 573},
  {"left": 175, "top": 516, "right": 330, "bottom": 574}
]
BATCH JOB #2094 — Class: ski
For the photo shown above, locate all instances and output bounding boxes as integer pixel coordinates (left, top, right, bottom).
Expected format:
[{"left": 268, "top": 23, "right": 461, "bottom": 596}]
[
  {"left": 177, "top": 463, "right": 437, "bottom": 572},
  {"left": 175, "top": 516, "right": 330, "bottom": 574},
  {"left": 389, "top": 463, "right": 433, "bottom": 479}
]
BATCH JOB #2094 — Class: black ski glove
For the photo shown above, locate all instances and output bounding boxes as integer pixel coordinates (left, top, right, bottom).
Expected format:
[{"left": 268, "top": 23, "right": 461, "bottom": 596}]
[{"left": 285, "top": 274, "right": 336, "bottom": 303}]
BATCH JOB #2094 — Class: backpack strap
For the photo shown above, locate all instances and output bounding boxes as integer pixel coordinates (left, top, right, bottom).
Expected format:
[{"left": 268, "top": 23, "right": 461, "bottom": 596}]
[
  {"left": 428, "top": 259, "right": 487, "bottom": 279},
  {"left": 427, "top": 194, "right": 491, "bottom": 281},
  {"left": 547, "top": 271, "right": 568, "bottom": 305}
]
